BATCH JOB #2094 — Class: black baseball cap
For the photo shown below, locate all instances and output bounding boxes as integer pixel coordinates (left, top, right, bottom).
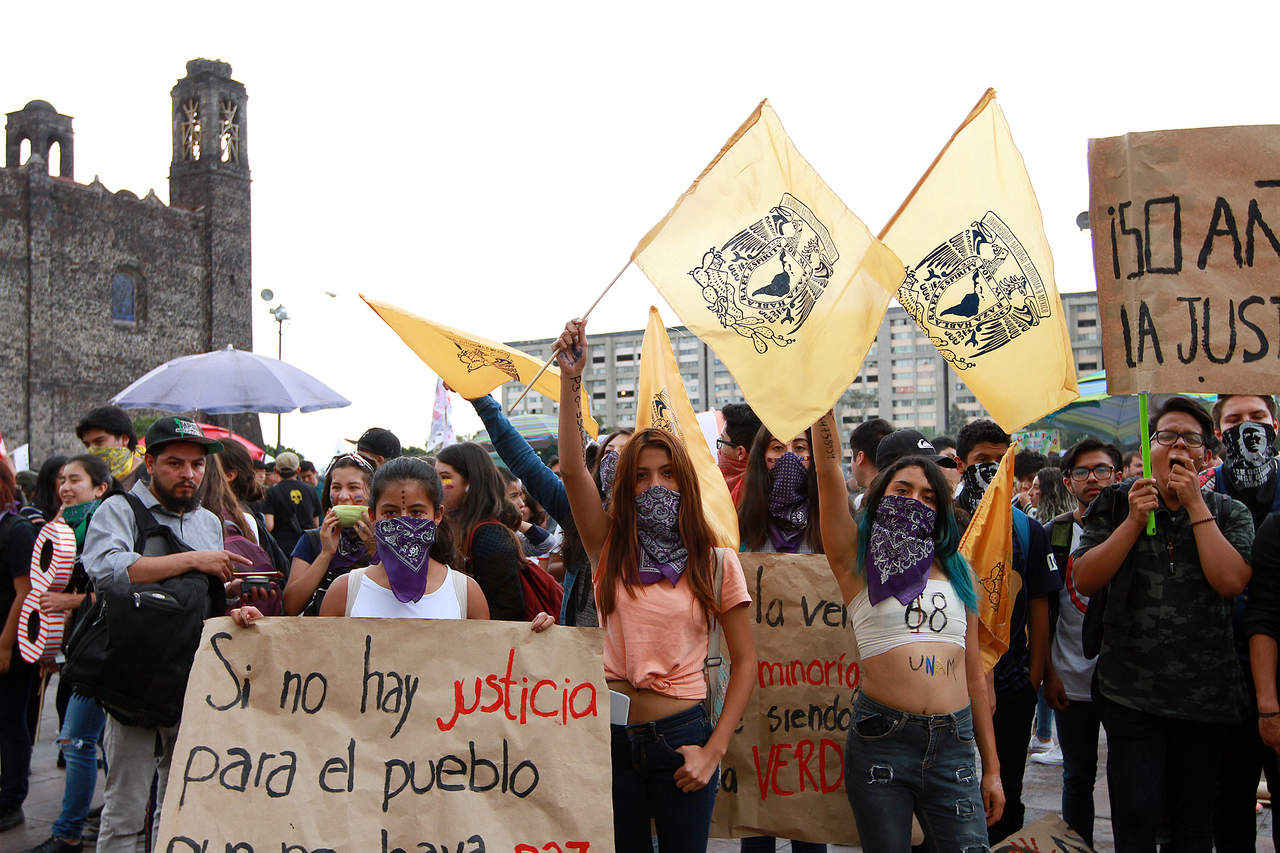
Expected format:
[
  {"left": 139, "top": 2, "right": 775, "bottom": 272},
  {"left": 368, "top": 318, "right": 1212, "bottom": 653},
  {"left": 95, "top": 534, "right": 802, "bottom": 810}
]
[
  {"left": 876, "top": 429, "right": 957, "bottom": 471},
  {"left": 349, "top": 427, "right": 401, "bottom": 460},
  {"left": 144, "top": 417, "right": 223, "bottom": 455}
]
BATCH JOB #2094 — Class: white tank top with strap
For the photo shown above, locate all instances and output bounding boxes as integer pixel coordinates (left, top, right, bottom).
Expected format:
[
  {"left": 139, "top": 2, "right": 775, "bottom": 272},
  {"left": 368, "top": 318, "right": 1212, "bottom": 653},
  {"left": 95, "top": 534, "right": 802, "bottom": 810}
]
[
  {"left": 848, "top": 576, "right": 967, "bottom": 659},
  {"left": 345, "top": 566, "right": 468, "bottom": 619}
]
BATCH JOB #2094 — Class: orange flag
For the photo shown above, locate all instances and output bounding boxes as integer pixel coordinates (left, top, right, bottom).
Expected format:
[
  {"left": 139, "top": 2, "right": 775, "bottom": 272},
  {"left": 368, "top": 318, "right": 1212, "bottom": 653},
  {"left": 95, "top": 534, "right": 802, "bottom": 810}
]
[{"left": 959, "top": 444, "right": 1024, "bottom": 672}]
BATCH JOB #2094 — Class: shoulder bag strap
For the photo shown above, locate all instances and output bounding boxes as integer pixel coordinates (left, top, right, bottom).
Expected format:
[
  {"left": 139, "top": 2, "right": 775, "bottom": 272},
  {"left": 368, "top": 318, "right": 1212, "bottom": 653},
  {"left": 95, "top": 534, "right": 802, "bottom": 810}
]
[
  {"left": 344, "top": 567, "right": 368, "bottom": 617},
  {"left": 705, "top": 548, "right": 726, "bottom": 670}
]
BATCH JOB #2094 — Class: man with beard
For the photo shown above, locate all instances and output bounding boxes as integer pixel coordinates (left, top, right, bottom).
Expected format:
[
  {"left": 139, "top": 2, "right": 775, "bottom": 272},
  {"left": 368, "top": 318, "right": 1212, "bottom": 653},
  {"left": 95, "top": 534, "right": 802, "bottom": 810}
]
[
  {"left": 1208, "top": 394, "right": 1280, "bottom": 851},
  {"left": 1040, "top": 437, "right": 1122, "bottom": 847},
  {"left": 954, "top": 418, "right": 1059, "bottom": 843},
  {"left": 82, "top": 417, "right": 250, "bottom": 853}
]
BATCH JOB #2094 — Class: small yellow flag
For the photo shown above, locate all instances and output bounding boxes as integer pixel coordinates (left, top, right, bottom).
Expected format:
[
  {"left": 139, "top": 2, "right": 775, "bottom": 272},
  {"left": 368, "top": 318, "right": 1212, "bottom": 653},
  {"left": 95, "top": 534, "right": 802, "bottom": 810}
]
[
  {"left": 881, "top": 90, "right": 1078, "bottom": 432},
  {"left": 361, "top": 295, "right": 598, "bottom": 436},
  {"left": 959, "top": 444, "right": 1024, "bottom": 673},
  {"left": 632, "top": 101, "right": 904, "bottom": 443},
  {"left": 637, "top": 307, "right": 740, "bottom": 549}
]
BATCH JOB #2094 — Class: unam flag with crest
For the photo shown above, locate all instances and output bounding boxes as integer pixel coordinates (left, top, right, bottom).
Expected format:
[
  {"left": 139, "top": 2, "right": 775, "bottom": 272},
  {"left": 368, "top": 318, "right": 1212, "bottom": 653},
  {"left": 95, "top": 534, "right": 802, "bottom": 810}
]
[
  {"left": 881, "top": 89, "right": 1077, "bottom": 432},
  {"left": 632, "top": 101, "right": 904, "bottom": 443},
  {"left": 362, "top": 295, "right": 598, "bottom": 437},
  {"left": 637, "top": 307, "right": 739, "bottom": 550},
  {"left": 959, "top": 443, "right": 1023, "bottom": 673}
]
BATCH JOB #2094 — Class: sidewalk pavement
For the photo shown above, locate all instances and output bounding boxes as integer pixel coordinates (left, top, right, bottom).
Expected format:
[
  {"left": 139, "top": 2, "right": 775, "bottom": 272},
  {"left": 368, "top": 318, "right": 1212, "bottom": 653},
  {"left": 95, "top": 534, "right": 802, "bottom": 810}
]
[{"left": 3, "top": 685, "right": 1273, "bottom": 852}]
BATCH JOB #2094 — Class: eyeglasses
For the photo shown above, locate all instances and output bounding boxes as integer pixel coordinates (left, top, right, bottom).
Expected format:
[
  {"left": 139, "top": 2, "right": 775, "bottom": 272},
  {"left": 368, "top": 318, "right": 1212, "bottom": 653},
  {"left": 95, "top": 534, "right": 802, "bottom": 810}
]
[
  {"left": 715, "top": 438, "right": 735, "bottom": 451},
  {"left": 1152, "top": 430, "right": 1206, "bottom": 448},
  {"left": 1069, "top": 464, "right": 1116, "bottom": 481}
]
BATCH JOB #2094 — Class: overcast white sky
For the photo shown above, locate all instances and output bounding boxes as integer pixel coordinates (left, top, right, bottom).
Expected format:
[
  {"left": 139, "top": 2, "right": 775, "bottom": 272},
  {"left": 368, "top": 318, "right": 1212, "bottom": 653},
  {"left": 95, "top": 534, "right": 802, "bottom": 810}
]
[{"left": 5, "top": 1, "right": 1278, "bottom": 461}]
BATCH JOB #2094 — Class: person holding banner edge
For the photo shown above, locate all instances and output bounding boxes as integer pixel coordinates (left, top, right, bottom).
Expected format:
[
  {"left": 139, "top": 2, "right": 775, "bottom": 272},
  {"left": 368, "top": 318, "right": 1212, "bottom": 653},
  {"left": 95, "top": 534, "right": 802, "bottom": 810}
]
[
  {"left": 1073, "top": 396, "right": 1253, "bottom": 853},
  {"left": 812, "top": 411, "right": 1003, "bottom": 850},
  {"left": 555, "top": 317, "right": 757, "bottom": 853}
]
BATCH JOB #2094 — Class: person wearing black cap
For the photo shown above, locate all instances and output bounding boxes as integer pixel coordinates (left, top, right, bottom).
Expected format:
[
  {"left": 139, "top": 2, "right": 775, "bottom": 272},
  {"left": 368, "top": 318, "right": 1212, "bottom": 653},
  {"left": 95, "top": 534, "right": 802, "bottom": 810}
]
[
  {"left": 81, "top": 417, "right": 251, "bottom": 853},
  {"left": 875, "top": 429, "right": 960, "bottom": 474},
  {"left": 352, "top": 428, "right": 401, "bottom": 469}
]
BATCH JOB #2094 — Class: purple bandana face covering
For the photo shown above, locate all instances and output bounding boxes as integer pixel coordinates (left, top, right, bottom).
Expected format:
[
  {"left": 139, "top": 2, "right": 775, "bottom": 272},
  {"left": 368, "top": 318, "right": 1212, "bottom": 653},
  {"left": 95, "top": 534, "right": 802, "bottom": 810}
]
[
  {"left": 598, "top": 450, "right": 619, "bottom": 505},
  {"left": 865, "top": 494, "right": 937, "bottom": 606},
  {"left": 767, "top": 451, "right": 809, "bottom": 552},
  {"left": 635, "top": 484, "right": 688, "bottom": 585},
  {"left": 374, "top": 516, "right": 437, "bottom": 603},
  {"left": 330, "top": 527, "right": 368, "bottom": 571}
]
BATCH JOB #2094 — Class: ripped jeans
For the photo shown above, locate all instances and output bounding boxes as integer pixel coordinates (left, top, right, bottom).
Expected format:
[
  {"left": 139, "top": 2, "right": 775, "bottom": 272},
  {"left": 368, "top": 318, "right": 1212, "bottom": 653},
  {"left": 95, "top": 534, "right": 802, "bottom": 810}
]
[
  {"left": 844, "top": 691, "right": 989, "bottom": 853},
  {"left": 51, "top": 693, "right": 105, "bottom": 841}
]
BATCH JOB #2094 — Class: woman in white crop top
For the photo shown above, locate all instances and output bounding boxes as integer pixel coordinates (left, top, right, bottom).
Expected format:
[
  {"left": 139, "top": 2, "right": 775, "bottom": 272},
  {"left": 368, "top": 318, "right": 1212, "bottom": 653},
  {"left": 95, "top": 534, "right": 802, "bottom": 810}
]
[
  {"left": 813, "top": 413, "right": 1004, "bottom": 851},
  {"left": 556, "top": 318, "right": 756, "bottom": 853}
]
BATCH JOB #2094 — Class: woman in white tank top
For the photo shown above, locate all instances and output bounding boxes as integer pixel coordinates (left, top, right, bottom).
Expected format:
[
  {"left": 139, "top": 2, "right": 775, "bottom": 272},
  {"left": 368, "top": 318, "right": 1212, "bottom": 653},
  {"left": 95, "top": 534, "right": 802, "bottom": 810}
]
[{"left": 812, "top": 413, "right": 1004, "bottom": 851}]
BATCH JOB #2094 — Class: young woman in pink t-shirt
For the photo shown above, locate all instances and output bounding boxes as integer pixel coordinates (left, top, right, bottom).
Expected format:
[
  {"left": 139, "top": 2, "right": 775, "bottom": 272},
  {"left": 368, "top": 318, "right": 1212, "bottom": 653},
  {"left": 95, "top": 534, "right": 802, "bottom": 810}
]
[{"left": 556, "top": 318, "right": 757, "bottom": 853}]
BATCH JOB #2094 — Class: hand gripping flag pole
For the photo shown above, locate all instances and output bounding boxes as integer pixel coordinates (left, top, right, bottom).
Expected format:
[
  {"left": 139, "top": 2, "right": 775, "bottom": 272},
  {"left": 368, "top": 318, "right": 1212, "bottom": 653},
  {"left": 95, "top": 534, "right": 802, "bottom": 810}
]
[
  {"left": 506, "top": 259, "right": 632, "bottom": 415},
  {"left": 1139, "top": 392, "right": 1156, "bottom": 536}
]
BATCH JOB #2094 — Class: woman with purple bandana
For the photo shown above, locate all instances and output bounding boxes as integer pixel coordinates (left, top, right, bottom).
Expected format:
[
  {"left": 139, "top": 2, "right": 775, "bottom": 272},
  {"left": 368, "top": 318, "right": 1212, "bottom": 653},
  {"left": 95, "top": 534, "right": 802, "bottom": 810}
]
[
  {"left": 555, "top": 317, "right": 757, "bottom": 852},
  {"left": 811, "top": 411, "right": 1004, "bottom": 851},
  {"left": 736, "top": 426, "right": 822, "bottom": 556},
  {"left": 735, "top": 425, "right": 824, "bottom": 852},
  {"left": 234, "top": 457, "right": 498, "bottom": 623}
]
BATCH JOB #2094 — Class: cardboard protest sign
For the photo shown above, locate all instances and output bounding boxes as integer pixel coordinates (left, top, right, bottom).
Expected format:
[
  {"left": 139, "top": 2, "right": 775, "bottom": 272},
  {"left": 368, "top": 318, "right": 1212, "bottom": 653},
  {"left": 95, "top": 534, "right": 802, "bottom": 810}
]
[
  {"left": 711, "top": 553, "right": 860, "bottom": 844},
  {"left": 1088, "top": 125, "right": 1280, "bottom": 395},
  {"left": 992, "top": 813, "right": 1094, "bottom": 853},
  {"left": 157, "top": 618, "right": 613, "bottom": 853}
]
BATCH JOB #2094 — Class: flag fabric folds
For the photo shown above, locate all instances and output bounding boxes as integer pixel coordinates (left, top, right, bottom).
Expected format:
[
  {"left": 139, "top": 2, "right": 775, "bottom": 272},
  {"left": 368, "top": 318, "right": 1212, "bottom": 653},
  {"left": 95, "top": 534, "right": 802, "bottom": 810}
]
[
  {"left": 427, "top": 377, "right": 456, "bottom": 452},
  {"left": 959, "top": 444, "right": 1024, "bottom": 673},
  {"left": 632, "top": 101, "right": 904, "bottom": 443},
  {"left": 881, "top": 89, "right": 1078, "bottom": 432},
  {"left": 362, "top": 295, "right": 598, "bottom": 437},
  {"left": 637, "top": 307, "right": 740, "bottom": 549}
]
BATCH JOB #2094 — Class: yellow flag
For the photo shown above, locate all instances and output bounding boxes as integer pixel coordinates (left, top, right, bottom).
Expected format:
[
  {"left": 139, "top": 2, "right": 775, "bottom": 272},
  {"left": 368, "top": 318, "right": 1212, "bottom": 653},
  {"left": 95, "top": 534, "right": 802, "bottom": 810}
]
[
  {"left": 881, "top": 90, "right": 1078, "bottom": 432},
  {"left": 637, "top": 307, "right": 740, "bottom": 549},
  {"left": 959, "top": 444, "right": 1024, "bottom": 673},
  {"left": 361, "top": 295, "right": 598, "bottom": 436},
  {"left": 632, "top": 101, "right": 904, "bottom": 443}
]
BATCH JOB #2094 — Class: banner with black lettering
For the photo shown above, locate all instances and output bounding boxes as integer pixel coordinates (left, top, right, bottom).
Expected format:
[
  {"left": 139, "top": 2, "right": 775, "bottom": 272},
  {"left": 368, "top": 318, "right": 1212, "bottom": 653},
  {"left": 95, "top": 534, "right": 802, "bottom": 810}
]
[
  {"left": 711, "top": 553, "right": 860, "bottom": 844},
  {"left": 1088, "top": 124, "right": 1280, "bottom": 394},
  {"left": 157, "top": 618, "right": 613, "bottom": 853}
]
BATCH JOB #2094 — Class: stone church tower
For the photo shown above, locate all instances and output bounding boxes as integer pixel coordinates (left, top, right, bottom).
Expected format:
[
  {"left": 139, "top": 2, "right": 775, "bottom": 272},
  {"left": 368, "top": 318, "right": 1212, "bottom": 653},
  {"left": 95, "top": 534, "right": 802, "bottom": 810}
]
[{"left": 0, "top": 59, "right": 258, "bottom": 463}]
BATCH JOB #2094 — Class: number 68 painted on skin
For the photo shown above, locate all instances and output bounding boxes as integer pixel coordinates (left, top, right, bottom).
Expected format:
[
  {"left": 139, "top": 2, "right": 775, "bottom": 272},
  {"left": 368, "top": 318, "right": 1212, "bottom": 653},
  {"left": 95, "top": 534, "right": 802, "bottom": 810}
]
[{"left": 515, "top": 843, "right": 589, "bottom": 853}]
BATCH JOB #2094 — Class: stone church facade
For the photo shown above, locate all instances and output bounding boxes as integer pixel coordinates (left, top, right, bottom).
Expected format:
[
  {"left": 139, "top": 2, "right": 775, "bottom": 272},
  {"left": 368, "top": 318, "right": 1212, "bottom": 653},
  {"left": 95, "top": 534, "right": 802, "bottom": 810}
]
[{"left": 0, "top": 58, "right": 256, "bottom": 462}]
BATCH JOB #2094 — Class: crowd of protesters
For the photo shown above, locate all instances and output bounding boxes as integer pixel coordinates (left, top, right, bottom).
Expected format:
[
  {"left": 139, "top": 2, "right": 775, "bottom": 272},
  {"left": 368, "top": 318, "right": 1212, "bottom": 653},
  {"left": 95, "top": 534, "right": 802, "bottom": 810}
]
[{"left": 1, "top": 321, "right": 1278, "bottom": 852}]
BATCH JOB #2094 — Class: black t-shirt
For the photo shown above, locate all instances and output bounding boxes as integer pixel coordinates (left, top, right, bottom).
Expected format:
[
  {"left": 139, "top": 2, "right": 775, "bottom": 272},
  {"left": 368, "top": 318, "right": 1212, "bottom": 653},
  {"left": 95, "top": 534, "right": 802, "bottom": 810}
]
[
  {"left": 0, "top": 513, "right": 37, "bottom": 637},
  {"left": 264, "top": 477, "right": 320, "bottom": 558}
]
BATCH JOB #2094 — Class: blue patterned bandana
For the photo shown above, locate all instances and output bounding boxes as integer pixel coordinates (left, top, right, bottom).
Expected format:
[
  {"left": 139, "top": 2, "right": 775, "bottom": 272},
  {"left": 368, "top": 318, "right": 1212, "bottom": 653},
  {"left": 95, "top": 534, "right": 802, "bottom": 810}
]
[
  {"left": 635, "top": 485, "right": 688, "bottom": 586},
  {"left": 374, "top": 517, "right": 437, "bottom": 602},
  {"left": 865, "top": 494, "right": 937, "bottom": 606},
  {"left": 598, "top": 450, "right": 619, "bottom": 505}
]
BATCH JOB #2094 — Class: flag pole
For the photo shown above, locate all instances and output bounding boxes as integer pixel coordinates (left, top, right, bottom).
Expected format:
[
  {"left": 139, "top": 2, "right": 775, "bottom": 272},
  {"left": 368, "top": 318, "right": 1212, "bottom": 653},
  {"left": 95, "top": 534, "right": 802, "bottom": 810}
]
[
  {"left": 1138, "top": 391, "right": 1155, "bottom": 535},
  {"left": 506, "top": 259, "right": 632, "bottom": 415}
]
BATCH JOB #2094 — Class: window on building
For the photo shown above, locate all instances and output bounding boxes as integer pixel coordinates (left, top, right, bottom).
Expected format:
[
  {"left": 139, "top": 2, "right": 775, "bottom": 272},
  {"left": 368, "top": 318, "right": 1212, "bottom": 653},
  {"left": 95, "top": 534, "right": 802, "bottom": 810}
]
[
  {"left": 111, "top": 270, "right": 139, "bottom": 324},
  {"left": 1078, "top": 361, "right": 1098, "bottom": 371},
  {"left": 1077, "top": 317, "right": 1097, "bottom": 328},
  {"left": 180, "top": 99, "right": 201, "bottom": 161},
  {"left": 592, "top": 355, "right": 605, "bottom": 364},
  {"left": 618, "top": 389, "right": 635, "bottom": 399},
  {"left": 616, "top": 353, "right": 634, "bottom": 362}
]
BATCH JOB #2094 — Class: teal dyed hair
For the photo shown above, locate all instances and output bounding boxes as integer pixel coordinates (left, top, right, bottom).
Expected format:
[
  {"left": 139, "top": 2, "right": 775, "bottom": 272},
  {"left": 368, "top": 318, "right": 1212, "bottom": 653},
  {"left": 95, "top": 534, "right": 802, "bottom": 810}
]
[{"left": 856, "top": 457, "right": 978, "bottom": 613}]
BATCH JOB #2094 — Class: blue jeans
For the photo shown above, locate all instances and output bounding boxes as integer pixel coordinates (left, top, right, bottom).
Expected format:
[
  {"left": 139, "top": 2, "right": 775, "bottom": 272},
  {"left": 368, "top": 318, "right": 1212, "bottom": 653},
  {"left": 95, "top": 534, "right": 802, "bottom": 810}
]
[
  {"left": 1054, "top": 701, "right": 1101, "bottom": 847},
  {"left": 844, "top": 692, "right": 990, "bottom": 853},
  {"left": 740, "top": 837, "right": 826, "bottom": 852},
  {"left": 52, "top": 693, "right": 106, "bottom": 840},
  {"left": 1034, "top": 688, "right": 1053, "bottom": 740},
  {"left": 611, "top": 704, "right": 718, "bottom": 853}
]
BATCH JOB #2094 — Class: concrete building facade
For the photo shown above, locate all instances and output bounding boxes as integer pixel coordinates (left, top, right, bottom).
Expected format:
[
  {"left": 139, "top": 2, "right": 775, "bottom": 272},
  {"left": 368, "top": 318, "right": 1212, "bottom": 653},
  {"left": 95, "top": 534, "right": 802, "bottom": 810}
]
[
  {"left": 0, "top": 59, "right": 255, "bottom": 461},
  {"left": 503, "top": 291, "right": 1103, "bottom": 465}
]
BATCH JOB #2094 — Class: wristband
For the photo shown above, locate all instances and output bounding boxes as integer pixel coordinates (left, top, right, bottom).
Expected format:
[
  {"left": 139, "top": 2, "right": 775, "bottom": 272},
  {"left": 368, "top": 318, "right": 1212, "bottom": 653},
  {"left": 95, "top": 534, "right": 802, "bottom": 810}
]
[
  {"left": 1190, "top": 516, "right": 1215, "bottom": 528},
  {"left": 1260, "top": 710, "right": 1280, "bottom": 718}
]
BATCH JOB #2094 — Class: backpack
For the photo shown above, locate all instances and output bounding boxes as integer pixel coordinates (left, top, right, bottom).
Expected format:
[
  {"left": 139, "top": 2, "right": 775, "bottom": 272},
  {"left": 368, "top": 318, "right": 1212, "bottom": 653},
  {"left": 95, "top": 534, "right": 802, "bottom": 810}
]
[
  {"left": 223, "top": 518, "right": 282, "bottom": 617},
  {"left": 1011, "top": 507, "right": 1031, "bottom": 570},
  {"left": 62, "top": 490, "right": 226, "bottom": 728},
  {"left": 703, "top": 548, "right": 730, "bottom": 726},
  {"left": 467, "top": 521, "right": 563, "bottom": 623}
]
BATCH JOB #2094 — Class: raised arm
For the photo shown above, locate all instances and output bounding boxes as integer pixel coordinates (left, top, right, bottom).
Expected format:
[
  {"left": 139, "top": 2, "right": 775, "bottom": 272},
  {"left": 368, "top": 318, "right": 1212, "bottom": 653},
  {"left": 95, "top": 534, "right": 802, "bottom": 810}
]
[
  {"left": 470, "top": 394, "right": 572, "bottom": 525},
  {"left": 556, "top": 319, "right": 608, "bottom": 563},
  {"left": 813, "top": 411, "right": 861, "bottom": 605}
]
